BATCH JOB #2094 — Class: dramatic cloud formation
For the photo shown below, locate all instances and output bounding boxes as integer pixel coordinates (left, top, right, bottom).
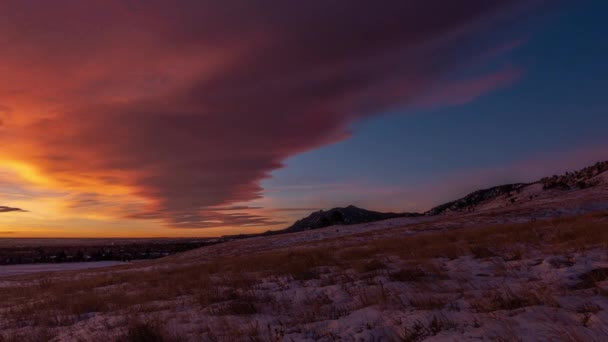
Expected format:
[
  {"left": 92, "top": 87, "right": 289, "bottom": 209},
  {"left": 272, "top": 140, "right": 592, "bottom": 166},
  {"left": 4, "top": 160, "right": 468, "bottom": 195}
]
[
  {"left": 0, "top": 1, "right": 535, "bottom": 229},
  {"left": 0, "top": 206, "right": 26, "bottom": 213}
]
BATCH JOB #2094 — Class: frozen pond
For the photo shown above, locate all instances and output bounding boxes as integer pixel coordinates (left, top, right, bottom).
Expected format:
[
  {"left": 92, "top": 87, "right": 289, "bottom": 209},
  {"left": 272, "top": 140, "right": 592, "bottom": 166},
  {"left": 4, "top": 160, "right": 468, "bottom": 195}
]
[{"left": 0, "top": 261, "right": 126, "bottom": 277}]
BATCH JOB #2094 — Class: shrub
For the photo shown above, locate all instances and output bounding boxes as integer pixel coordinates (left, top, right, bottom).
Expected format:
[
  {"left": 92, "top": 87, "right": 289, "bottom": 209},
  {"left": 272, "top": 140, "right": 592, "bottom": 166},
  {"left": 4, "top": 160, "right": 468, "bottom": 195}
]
[
  {"left": 359, "top": 258, "right": 387, "bottom": 273},
  {"left": 117, "top": 321, "right": 173, "bottom": 342},
  {"left": 573, "top": 268, "right": 608, "bottom": 290},
  {"left": 471, "top": 246, "right": 496, "bottom": 259},
  {"left": 389, "top": 268, "right": 427, "bottom": 282},
  {"left": 398, "top": 315, "right": 457, "bottom": 342}
]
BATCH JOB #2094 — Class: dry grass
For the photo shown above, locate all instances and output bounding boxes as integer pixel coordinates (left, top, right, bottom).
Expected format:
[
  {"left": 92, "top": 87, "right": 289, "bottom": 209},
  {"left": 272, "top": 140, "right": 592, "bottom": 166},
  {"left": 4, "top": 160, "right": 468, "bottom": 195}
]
[
  {"left": 0, "top": 327, "right": 57, "bottom": 342},
  {"left": 469, "top": 287, "right": 547, "bottom": 313},
  {"left": 397, "top": 315, "right": 458, "bottom": 342},
  {"left": 0, "top": 212, "right": 606, "bottom": 339},
  {"left": 408, "top": 294, "right": 449, "bottom": 310}
]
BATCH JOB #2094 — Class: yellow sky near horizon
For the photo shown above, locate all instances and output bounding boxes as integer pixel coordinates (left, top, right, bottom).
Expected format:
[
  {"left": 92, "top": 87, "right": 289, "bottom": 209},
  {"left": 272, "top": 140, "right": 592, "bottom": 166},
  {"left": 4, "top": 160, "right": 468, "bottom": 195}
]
[{"left": 0, "top": 159, "right": 286, "bottom": 238}]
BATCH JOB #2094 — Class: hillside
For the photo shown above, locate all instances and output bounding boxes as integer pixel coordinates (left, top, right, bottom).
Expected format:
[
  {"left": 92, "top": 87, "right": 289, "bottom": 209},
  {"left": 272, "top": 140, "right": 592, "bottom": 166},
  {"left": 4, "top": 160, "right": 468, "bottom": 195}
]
[
  {"left": 427, "top": 160, "right": 608, "bottom": 215},
  {"left": 540, "top": 160, "right": 608, "bottom": 190},
  {"left": 426, "top": 183, "right": 529, "bottom": 215},
  {"left": 1, "top": 183, "right": 607, "bottom": 341}
]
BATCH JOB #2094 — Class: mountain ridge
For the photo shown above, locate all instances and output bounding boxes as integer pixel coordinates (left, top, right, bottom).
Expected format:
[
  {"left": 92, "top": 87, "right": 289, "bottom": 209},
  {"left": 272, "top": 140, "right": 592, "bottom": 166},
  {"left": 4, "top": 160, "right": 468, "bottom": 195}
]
[
  {"left": 427, "top": 160, "right": 608, "bottom": 215},
  {"left": 223, "top": 160, "right": 608, "bottom": 239},
  {"left": 278, "top": 205, "right": 419, "bottom": 234}
]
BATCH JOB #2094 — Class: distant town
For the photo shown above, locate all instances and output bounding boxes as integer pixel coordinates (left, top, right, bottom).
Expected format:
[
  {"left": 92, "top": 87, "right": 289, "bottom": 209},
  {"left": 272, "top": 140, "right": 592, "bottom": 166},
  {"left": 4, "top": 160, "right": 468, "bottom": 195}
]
[{"left": 0, "top": 238, "right": 226, "bottom": 265}]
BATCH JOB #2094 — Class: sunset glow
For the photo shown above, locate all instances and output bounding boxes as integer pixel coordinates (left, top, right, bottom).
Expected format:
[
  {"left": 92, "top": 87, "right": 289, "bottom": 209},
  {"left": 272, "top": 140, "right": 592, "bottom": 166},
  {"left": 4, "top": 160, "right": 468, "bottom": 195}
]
[{"left": 0, "top": 1, "right": 607, "bottom": 237}]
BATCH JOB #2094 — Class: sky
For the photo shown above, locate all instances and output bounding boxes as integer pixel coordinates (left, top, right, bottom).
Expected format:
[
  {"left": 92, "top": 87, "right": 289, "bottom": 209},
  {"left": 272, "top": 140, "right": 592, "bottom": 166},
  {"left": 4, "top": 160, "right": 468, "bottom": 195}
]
[{"left": 0, "top": 1, "right": 606, "bottom": 238}]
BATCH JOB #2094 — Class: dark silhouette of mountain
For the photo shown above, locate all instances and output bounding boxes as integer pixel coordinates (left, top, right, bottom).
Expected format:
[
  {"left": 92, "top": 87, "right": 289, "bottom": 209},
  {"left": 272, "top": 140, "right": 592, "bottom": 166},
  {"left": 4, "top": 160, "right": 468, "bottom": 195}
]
[
  {"left": 224, "top": 160, "right": 608, "bottom": 240},
  {"left": 280, "top": 205, "right": 419, "bottom": 233},
  {"left": 223, "top": 206, "right": 419, "bottom": 239}
]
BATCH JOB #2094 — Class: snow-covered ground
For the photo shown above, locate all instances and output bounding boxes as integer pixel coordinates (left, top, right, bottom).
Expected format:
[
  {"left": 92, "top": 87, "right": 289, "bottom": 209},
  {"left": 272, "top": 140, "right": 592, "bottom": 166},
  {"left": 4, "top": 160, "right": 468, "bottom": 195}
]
[{"left": 0, "top": 182, "right": 606, "bottom": 341}]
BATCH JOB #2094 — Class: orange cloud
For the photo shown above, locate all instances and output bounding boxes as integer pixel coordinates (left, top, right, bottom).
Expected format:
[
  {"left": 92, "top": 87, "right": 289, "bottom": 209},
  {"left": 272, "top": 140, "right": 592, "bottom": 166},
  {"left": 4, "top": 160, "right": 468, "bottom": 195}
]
[{"left": 0, "top": 1, "right": 539, "bottom": 232}]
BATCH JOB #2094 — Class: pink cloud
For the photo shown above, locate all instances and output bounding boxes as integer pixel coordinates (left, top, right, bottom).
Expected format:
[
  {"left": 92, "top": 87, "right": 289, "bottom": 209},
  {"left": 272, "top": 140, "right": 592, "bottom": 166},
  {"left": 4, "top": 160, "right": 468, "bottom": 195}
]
[
  {"left": 0, "top": 1, "right": 542, "bottom": 228},
  {"left": 417, "top": 66, "right": 523, "bottom": 107}
]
